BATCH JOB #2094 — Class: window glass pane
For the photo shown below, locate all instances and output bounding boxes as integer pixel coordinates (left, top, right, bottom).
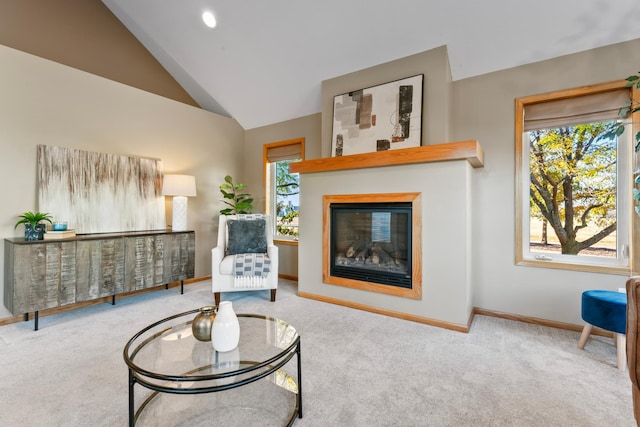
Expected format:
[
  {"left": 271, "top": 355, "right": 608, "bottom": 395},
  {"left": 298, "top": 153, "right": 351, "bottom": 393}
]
[
  {"left": 526, "top": 121, "right": 621, "bottom": 260},
  {"left": 274, "top": 159, "right": 300, "bottom": 239}
]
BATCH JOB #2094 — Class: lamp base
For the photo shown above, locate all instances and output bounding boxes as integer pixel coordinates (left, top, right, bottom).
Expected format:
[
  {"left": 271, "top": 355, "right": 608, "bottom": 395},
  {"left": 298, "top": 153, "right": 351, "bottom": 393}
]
[{"left": 172, "top": 196, "right": 188, "bottom": 231}]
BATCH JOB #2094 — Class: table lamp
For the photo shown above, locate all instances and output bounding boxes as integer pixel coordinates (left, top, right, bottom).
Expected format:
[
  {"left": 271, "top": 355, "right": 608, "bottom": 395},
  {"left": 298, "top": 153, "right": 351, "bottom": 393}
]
[{"left": 162, "top": 174, "right": 197, "bottom": 231}]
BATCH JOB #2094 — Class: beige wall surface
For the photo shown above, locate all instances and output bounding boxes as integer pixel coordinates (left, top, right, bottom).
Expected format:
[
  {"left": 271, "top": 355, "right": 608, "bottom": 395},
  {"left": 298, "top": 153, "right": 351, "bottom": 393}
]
[
  {"left": 450, "top": 38, "right": 640, "bottom": 324},
  {"left": 282, "top": 38, "right": 640, "bottom": 327},
  {"left": 2, "top": 23, "right": 640, "bottom": 328},
  {"left": 299, "top": 161, "right": 473, "bottom": 326},
  {"left": 244, "top": 113, "right": 322, "bottom": 210},
  {"left": 276, "top": 243, "right": 299, "bottom": 279},
  {"left": 320, "top": 45, "right": 452, "bottom": 156},
  {"left": 0, "top": 0, "right": 198, "bottom": 108},
  {"left": 0, "top": 44, "right": 244, "bottom": 319},
  {"left": 243, "top": 113, "right": 322, "bottom": 279},
  {"left": 299, "top": 45, "right": 473, "bottom": 327}
]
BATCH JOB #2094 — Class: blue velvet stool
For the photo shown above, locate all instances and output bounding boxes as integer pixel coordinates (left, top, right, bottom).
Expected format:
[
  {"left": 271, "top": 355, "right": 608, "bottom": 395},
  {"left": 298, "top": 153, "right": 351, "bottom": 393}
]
[{"left": 577, "top": 290, "right": 627, "bottom": 370}]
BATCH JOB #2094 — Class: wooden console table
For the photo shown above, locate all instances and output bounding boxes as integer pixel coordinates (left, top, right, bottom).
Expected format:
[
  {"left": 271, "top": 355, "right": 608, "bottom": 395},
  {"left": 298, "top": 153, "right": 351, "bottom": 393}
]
[{"left": 4, "top": 229, "right": 195, "bottom": 330}]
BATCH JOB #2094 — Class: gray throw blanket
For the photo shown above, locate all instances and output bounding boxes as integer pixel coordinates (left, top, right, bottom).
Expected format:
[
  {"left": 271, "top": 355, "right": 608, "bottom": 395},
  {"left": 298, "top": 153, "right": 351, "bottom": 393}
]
[{"left": 233, "top": 253, "right": 271, "bottom": 287}]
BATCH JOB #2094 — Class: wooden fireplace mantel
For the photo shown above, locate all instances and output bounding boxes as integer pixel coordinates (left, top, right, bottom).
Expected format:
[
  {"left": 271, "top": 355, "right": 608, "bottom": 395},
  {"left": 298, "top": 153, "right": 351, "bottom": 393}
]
[{"left": 289, "top": 140, "right": 484, "bottom": 174}]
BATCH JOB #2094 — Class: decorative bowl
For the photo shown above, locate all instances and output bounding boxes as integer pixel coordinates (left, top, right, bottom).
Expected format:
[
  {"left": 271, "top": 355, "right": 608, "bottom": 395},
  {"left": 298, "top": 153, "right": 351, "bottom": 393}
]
[{"left": 52, "top": 222, "right": 68, "bottom": 231}]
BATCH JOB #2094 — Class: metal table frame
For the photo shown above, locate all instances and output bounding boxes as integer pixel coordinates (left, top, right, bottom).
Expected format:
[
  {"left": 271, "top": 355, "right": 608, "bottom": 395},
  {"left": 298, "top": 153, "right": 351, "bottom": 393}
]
[{"left": 123, "top": 310, "right": 302, "bottom": 426}]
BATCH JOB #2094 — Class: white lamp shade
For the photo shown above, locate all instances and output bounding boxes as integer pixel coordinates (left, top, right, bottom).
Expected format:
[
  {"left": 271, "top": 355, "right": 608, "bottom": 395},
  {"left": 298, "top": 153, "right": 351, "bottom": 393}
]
[{"left": 162, "top": 174, "right": 197, "bottom": 197}]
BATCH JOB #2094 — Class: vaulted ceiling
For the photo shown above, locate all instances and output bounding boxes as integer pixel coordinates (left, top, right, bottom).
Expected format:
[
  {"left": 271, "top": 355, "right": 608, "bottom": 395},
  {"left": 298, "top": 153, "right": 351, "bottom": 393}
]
[{"left": 102, "top": 0, "right": 640, "bottom": 130}]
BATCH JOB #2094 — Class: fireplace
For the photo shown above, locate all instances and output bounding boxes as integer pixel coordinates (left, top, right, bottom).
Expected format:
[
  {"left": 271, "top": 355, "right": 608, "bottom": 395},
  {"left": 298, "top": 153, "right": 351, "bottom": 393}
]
[
  {"left": 322, "top": 193, "right": 422, "bottom": 299},
  {"left": 330, "top": 203, "right": 412, "bottom": 288}
]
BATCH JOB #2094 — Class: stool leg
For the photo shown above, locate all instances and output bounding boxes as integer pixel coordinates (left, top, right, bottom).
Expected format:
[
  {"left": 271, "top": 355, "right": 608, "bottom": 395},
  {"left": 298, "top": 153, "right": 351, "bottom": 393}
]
[
  {"left": 616, "top": 333, "right": 626, "bottom": 371},
  {"left": 578, "top": 324, "right": 592, "bottom": 349}
]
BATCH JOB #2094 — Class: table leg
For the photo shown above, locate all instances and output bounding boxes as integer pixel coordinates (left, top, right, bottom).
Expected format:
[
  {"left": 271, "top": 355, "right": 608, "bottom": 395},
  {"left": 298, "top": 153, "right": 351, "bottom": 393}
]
[
  {"left": 297, "top": 340, "right": 303, "bottom": 418},
  {"left": 129, "top": 369, "right": 135, "bottom": 427}
]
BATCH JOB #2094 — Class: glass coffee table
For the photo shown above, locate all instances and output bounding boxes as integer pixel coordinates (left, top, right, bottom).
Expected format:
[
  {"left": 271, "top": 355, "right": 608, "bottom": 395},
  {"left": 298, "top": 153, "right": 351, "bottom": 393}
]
[{"left": 123, "top": 310, "right": 302, "bottom": 426}]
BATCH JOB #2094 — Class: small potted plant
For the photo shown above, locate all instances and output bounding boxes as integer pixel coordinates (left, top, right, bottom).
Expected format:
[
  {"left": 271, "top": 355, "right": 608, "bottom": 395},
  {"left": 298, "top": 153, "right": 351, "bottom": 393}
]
[
  {"left": 15, "top": 211, "right": 53, "bottom": 241},
  {"left": 219, "top": 175, "right": 254, "bottom": 215}
]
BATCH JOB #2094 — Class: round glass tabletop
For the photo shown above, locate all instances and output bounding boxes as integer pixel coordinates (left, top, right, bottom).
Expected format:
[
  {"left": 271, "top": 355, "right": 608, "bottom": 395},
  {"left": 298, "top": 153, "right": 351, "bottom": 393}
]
[{"left": 123, "top": 309, "right": 302, "bottom": 426}]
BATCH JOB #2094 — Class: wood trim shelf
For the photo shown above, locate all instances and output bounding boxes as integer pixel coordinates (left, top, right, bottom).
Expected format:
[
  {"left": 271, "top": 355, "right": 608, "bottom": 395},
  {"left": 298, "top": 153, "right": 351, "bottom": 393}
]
[{"left": 289, "top": 140, "right": 484, "bottom": 174}]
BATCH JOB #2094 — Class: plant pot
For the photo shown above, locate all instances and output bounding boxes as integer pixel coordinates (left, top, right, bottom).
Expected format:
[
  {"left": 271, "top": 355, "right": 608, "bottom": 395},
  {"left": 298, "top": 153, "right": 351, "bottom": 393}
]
[{"left": 24, "top": 224, "right": 45, "bottom": 241}]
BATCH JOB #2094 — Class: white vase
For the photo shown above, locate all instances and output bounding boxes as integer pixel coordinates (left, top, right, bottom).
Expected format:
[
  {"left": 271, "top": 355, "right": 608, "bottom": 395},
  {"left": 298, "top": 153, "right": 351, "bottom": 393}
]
[{"left": 211, "top": 301, "right": 240, "bottom": 352}]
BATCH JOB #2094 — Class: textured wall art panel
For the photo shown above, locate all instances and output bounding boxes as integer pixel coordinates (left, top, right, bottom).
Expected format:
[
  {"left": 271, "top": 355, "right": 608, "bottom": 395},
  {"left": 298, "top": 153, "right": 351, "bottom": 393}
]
[
  {"left": 38, "top": 145, "right": 165, "bottom": 234},
  {"left": 331, "top": 74, "right": 423, "bottom": 156}
]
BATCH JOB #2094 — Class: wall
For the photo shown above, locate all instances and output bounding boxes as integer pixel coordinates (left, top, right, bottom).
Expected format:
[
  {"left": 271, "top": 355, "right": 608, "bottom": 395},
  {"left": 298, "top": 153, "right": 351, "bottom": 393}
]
[
  {"left": 0, "top": 0, "right": 198, "bottom": 108},
  {"left": 0, "top": 44, "right": 245, "bottom": 319},
  {"left": 244, "top": 113, "right": 322, "bottom": 279},
  {"left": 3, "top": 20, "right": 639, "bottom": 328},
  {"left": 257, "top": 38, "right": 640, "bottom": 328},
  {"left": 243, "top": 47, "right": 452, "bottom": 281},
  {"left": 299, "top": 161, "right": 474, "bottom": 326},
  {"left": 297, "top": 45, "right": 474, "bottom": 327},
  {"left": 451, "top": 38, "right": 640, "bottom": 324},
  {"left": 320, "top": 45, "right": 452, "bottom": 156}
]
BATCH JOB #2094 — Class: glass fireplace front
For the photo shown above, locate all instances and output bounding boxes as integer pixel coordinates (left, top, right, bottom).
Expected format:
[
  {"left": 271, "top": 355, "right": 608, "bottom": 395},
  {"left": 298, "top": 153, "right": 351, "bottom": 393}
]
[{"left": 330, "top": 202, "right": 412, "bottom": 288}]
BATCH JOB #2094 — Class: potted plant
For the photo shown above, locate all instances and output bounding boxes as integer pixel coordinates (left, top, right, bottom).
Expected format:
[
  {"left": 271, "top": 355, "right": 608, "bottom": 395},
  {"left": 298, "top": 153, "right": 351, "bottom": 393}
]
[
  {"left": 609, "top": 72, "right": 640, "bottom": 215},
  {"left": 219, "top": 175, "right": 253, "bottom": 215},
  {"left": 15, "top": 211, "right": 53, "bottom": 241}
]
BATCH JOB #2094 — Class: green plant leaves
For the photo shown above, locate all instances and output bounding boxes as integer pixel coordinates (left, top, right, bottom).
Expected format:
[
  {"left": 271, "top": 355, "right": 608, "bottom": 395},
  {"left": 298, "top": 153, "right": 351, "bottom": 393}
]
[
  {"left": 15, "top": 211, "right": 52, "bottom": 228},
  {"left": 219, "top": 176, "right": 253, "bottom": 215}
]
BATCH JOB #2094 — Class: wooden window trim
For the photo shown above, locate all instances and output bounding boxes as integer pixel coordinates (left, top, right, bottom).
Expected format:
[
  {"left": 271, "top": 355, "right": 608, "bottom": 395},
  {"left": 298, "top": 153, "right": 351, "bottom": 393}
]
[
  {"left": 515, "top": 80, "right": 639, "bottom": 275},
  {"left": 263, "top": 137, "right": 305, "bottom": 238}
]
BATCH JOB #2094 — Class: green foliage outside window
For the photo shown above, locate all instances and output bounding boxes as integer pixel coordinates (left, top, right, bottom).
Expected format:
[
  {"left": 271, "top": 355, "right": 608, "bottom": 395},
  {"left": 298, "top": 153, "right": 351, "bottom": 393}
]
[
  {"left": 275, "top": 160, "right": 299, "bottom": 238},
  {"left": 529, "top": 123, "right": 617, "bottom": 255}
]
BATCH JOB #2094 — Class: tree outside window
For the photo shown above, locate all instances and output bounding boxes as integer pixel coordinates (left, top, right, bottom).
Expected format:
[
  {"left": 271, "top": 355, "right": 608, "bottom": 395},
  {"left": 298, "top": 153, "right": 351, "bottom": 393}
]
[
  {"left": 274, "top": 159, "right": 299, "bottom": 238},
  {"left": 528, "top": 123, "right": 617, "bottom": 256}
]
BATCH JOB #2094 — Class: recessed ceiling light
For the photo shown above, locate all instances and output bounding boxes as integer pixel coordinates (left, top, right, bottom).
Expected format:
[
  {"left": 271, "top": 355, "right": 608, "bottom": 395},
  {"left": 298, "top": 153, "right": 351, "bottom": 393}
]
[{"left": 202, "top": 11, "right": 217, "bottom": 28}]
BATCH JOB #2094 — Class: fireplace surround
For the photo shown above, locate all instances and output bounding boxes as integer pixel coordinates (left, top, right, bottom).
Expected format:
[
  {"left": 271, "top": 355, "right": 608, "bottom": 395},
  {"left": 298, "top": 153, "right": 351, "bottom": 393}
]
[
  {"left": 292, "top": 141, "right": 483, "bottom": 330},
  {"left": 322, "top": 192, "right": 422, "bottom": 299}
]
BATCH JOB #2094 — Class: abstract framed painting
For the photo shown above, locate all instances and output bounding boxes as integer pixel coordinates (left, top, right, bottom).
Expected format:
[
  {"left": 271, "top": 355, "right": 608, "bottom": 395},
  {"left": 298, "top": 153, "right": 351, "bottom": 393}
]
[
  {"left": 37, "top": 145, "right": 166, "bottom": 234},
  {"left": 331, "top": 74, "right": 423, "bottom": 156}
]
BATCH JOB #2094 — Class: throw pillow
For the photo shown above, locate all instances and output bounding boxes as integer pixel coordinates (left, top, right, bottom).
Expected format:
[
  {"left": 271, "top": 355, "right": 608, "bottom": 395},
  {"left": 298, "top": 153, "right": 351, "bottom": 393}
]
[{"left": 226, "top": 219, "right": 267, "bottom": 255}]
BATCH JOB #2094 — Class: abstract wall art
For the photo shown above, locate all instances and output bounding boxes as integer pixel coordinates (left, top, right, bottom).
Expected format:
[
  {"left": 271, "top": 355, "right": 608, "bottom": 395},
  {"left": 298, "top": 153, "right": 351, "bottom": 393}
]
[
  {"left": 37, "top": 145, "right": 165, "bottom": 234},
  {"left": 331, "top": 74, "right": 423, "bottom": 156}
]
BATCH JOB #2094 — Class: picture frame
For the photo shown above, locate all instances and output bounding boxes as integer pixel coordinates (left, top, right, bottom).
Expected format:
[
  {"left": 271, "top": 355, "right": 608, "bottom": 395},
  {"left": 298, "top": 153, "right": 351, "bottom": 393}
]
[{"left": 331, "top": 74, "right": 423, "bottom": 156}]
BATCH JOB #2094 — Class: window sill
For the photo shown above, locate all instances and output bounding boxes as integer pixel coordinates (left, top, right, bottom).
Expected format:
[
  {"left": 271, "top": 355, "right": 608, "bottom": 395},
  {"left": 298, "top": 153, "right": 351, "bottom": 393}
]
[
  {"left": 274, "top": 239, "right": 298, "bottom": 246},
  {"left": 516, "top": 258, "right": 630, "bottom": 275}
]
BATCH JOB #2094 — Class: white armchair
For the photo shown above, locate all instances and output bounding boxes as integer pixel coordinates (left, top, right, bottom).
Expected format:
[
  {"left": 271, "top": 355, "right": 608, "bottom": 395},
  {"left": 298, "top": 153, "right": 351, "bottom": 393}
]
[{"left": 211, "top": 214, "right": 278, "bottom": 305}]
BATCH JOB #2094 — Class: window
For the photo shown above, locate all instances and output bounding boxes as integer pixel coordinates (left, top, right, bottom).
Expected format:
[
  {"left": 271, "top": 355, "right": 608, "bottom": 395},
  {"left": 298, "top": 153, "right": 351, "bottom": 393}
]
[
  {"left": 264, "top": 138, "right": 304, "bottom": 242},
  {"left": 515, "top": 82, "right": 636, "bottom": 274}
]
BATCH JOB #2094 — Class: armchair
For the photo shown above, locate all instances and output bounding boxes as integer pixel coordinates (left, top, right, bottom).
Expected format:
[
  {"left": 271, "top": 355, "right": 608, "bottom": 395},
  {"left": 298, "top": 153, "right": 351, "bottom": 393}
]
[
  {"left": 211, "top": 214, "right": 278, "bottom": 305},
  {"left": 627, "top": 276, "right": 640, "bottom": 425}
]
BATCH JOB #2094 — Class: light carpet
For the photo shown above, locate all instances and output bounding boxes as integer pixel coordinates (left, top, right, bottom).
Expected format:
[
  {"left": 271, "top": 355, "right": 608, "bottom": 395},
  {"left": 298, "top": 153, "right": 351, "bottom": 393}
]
[{"left": 0, "top": 279, "right": 634, "bottom": 426}]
